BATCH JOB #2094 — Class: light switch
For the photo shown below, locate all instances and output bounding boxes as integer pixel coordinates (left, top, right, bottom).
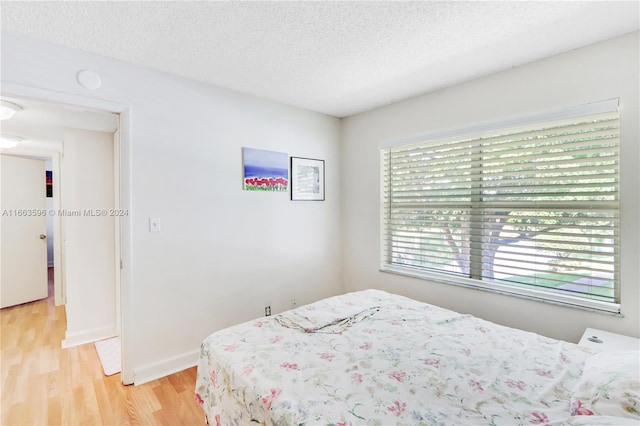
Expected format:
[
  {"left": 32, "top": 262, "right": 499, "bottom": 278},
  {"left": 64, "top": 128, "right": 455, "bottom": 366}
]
[{"left": 149, "top": 217, "right": 161, "bottom": 233}]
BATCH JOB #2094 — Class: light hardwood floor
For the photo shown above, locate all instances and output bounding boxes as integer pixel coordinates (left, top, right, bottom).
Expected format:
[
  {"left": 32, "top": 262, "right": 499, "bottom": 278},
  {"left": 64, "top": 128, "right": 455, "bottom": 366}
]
[{"left": 1, "top": 269, "right": 204, "bottom": 425}]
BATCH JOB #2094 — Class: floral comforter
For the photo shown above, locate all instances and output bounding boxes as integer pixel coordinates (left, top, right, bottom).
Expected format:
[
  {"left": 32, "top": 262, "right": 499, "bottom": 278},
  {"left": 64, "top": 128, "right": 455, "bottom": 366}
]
[{"left": 195, "top": 289, "right": 595, "bottom": 425}]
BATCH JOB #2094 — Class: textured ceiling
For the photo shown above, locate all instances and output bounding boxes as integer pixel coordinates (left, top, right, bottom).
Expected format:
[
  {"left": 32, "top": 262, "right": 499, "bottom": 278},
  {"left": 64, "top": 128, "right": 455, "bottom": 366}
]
[{"left": 1, "top": 1, "right": 639, "bottom": 118}]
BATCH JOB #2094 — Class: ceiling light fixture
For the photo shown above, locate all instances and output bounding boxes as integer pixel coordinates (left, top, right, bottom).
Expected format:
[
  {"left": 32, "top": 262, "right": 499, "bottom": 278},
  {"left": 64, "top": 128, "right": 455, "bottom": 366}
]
[
  {"left": 0, "top": 135, "right": 23, "bottom": 149},
  {"left": 0, "top": 100, "right": 23, "bottom": 120}
]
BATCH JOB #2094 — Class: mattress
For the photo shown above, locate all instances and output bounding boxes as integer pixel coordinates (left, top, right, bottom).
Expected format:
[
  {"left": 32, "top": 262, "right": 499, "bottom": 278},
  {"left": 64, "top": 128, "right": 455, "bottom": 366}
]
[{"left": 195, "top": 289, "right": 639, "bottom": 425}]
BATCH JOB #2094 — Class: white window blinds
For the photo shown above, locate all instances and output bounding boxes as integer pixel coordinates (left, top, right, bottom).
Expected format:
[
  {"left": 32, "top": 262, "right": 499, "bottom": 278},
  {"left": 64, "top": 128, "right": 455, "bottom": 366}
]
[{"left": 380, "top": 101, "right": 620, "bottom": 312}]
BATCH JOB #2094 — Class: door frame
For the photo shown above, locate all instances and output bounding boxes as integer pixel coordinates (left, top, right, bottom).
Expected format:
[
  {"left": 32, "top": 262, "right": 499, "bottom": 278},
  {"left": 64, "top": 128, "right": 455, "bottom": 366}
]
[{"left": 1, "top": 82, "right": 134, "bottom": 385}]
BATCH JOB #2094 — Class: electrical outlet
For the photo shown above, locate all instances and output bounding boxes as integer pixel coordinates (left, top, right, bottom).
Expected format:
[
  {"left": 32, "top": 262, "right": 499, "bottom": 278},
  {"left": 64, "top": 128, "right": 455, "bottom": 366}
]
[
  {"left": 265, "top": 305, "right": 271, "bottom": 316},
  {"left": 291, "top": 298, "right": 297, "bottom": 309}
]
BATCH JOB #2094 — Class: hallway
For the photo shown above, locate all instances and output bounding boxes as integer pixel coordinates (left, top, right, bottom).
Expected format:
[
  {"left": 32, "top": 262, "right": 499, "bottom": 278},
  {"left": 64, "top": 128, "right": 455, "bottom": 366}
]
[{"left": 0, "top": 269, "right": 203, "bottom": 425}]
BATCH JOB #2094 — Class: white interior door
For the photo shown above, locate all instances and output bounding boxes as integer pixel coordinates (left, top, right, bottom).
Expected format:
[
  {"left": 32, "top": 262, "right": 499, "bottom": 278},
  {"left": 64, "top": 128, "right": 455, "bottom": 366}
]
[{"left": 1, "top": 154, "right": 48, "bottom": 308}]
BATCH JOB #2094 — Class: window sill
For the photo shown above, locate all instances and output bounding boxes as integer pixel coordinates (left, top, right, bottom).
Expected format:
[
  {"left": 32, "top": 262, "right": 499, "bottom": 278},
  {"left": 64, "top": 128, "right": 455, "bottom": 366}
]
[{"left": 380, "top": 264, "right": 622, "bottom": 317}]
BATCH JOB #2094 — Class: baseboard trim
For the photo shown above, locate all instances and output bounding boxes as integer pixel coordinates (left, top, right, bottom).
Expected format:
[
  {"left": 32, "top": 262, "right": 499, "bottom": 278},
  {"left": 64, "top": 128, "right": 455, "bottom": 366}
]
[
  {"left": 62, "top": 325, "right": 118, "bottom": 348},
  {"left": 134, "top": 349, "right": 199, "bottom": 386}
]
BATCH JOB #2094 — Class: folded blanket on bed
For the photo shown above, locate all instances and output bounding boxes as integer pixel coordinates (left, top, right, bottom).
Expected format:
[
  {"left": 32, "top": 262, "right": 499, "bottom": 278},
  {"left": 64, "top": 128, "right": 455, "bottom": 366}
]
[{"left": 275, "top": 292, "right": 380, "bottom": 333}]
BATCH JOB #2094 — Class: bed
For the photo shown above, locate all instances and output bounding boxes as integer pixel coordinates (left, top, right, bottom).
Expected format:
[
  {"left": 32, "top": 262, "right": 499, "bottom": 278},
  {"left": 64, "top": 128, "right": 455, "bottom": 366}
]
[{"left": 195, "top": 289, "right": 639, "bottom": 425}]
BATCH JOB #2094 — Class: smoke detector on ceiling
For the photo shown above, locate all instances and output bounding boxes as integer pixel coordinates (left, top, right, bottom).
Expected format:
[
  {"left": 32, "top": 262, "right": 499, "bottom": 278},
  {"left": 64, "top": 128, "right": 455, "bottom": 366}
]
[{"left": 76, "top": 70, "right": 102, "bottom": 90}]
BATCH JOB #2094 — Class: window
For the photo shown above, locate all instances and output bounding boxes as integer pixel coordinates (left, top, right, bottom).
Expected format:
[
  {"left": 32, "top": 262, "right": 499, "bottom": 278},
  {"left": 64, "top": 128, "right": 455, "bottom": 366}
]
[{"left": 380, "top": 100, "right": 620, "bottom": 313}]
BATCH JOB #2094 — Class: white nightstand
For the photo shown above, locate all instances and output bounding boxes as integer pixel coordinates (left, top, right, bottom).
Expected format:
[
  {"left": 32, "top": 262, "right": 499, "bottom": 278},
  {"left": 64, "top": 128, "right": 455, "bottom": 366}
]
[{"left": 578, "top": 327, "right": 640, "bottom": 352}]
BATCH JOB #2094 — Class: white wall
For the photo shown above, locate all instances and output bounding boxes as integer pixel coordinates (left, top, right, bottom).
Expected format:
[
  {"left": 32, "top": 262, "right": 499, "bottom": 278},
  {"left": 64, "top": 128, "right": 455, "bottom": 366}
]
[
  {"left": 61, "top": 128, "right": 117, "bottom": 348},
  {"left": 1, "top": 31, "right": 343, "bottom": 383},
  {"left": 341, "top": 32, "right": 640, "bottom": 342}
]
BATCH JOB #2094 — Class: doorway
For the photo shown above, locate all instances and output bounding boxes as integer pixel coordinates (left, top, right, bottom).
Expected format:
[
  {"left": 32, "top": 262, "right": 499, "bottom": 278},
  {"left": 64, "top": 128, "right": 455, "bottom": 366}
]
[
  {"left": 0, "top": 95, "right": 122, "bottom": 363},
  {"left": 0, "top": 87, "right": 132, "bottom": 384}
]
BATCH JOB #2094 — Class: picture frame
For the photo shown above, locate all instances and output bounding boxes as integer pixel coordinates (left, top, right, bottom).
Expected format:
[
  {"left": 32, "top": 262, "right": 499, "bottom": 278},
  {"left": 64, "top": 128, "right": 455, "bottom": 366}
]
[
  {"left": 46, "top": 170, "right": 53, "bottom": 197},
  {"left": 290, "top": 157, "right": 325, "bottom": 201},
  {"left": 242, "top": 147, "right": 289, "bottom": 192}
]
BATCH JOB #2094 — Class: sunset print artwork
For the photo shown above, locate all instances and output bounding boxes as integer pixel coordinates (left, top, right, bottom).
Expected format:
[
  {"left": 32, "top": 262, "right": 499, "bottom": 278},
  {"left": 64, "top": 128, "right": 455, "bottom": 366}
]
[{"left": 242, "top": 147, "right": 288, "bottom": 192}]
